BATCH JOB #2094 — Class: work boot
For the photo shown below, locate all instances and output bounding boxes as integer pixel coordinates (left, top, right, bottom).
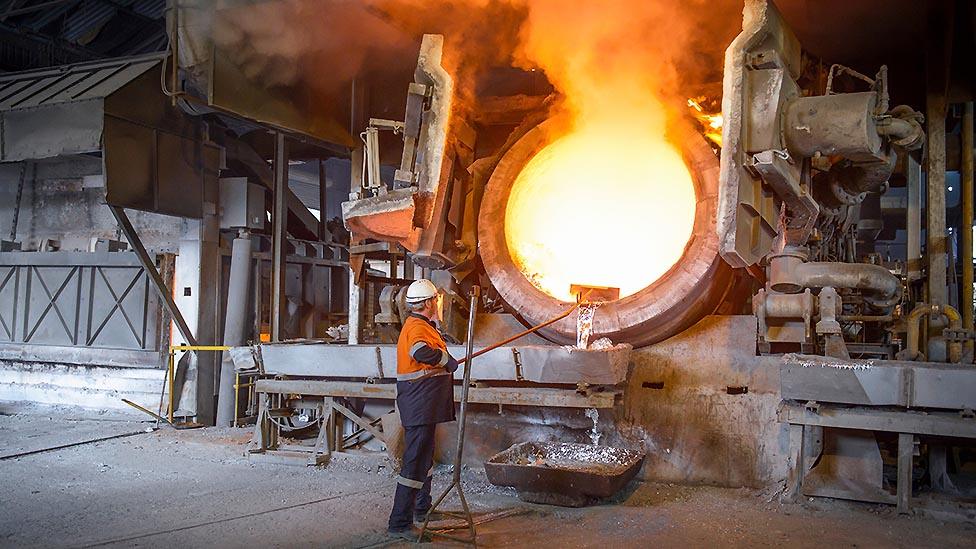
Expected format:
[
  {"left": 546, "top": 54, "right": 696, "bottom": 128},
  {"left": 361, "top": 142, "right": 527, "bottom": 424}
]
[{"left": 386, "top": 525, "right": 431, "bottom": 543}]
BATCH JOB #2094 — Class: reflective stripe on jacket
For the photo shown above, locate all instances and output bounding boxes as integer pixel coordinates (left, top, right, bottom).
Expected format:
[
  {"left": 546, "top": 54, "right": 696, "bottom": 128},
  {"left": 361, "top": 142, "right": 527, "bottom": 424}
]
[{"left": 395, "top": 313, "right": 456, "bottom": 427}]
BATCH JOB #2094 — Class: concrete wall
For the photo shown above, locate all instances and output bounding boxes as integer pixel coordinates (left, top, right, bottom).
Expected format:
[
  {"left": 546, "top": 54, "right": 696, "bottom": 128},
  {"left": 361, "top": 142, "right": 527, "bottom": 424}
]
[
  {"left": 623, "top": 315, "right": 786, "bottom": 487},
  {"left": 0, "top": 156, "right": 189, "bottom": 417},
  {"left": 0, "top": 361, "right": 165, "bottom": 416},
  {"left": 0, "top": 157, "right": 185, "bottom": 253},
  {"left": 440, "top": 315, "right": 788, "bottom": 489}
]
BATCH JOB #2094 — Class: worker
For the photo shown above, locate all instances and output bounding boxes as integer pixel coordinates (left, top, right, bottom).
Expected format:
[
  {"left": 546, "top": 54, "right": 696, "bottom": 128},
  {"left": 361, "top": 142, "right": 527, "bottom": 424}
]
[{"left": 387, "top": 278, "right": 460, "bottom": 540}]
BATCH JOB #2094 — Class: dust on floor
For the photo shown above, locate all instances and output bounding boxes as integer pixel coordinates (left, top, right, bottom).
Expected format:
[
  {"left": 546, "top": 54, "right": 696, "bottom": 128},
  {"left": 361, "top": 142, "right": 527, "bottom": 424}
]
[{"left": 0, "top": 412, "right": 972, "bottom": 548}]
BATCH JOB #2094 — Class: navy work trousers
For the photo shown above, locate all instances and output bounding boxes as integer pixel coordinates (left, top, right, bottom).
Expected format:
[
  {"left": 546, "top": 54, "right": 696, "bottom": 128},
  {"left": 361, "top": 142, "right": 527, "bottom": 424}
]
[{"left": 388, "top": 423, "right": 436, "bottom": 531}]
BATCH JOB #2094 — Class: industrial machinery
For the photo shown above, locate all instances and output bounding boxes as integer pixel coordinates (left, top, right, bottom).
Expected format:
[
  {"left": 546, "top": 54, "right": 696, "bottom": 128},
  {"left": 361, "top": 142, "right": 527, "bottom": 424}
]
[
  {"left": 1, "top": 0, "right": 972, "bottom": 519},
  {"left": 64, "top": 0, "right": 962, "bottom": 518},
  {"left": 717, "top": 1, "right": 976, "bottom": 514}
]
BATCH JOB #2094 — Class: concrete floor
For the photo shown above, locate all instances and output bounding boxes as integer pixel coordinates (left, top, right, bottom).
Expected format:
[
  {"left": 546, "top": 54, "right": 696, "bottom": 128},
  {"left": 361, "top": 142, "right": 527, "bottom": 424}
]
[{"left": 0, "top": 411, "right": 973, "bottom": 548}]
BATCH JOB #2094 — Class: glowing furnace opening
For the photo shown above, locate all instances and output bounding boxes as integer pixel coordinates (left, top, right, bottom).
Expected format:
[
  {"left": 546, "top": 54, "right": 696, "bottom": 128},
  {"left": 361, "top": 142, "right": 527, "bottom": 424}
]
[{"left": 503, "top": 127, "right": 697, "bottom": 302}]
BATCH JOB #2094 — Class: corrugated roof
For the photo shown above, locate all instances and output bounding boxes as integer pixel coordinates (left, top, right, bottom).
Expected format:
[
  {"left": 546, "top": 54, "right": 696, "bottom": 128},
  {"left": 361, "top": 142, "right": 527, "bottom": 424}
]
[
  {"left": 61, "top": 0, "right": 119, "bottom": 43},
  {"left": 0, "top": 52, "right": 163, "bottom": 110}
]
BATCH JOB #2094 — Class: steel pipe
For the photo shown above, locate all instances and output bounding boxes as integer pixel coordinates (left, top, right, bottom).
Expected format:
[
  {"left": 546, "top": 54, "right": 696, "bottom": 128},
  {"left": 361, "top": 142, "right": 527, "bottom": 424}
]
[
  {"left": 838, "top": 314, "right": 893, "bottom": 322},
  {"left": 943, "top": 305, "right": 963, "bottom": 364},
  {"left": 793, "top": 262, "right": 901, "bottom": 307},
  {"left": 217, "top": 231, "right": 253, "bottom": 427},
  {"left": 876, "top": 115, "right": 924, "bottom": 150},
  {"left": 763, "top": 292, "right": 813, "bottom": 318},
  {"left": 902, "top": 303, "right": 962, "bottom": 363},
  {"left": 769, "top": 251, "right": 901, "bottom": 309}
]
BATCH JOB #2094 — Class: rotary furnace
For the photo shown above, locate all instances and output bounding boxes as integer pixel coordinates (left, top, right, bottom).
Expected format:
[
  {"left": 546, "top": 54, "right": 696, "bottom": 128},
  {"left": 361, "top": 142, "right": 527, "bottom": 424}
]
[
  {"left": 235, "top": 0, "right": 976, "bottom": 516},
  {"left": 343, "top": 34, "right": 740, "bottom": 348}
]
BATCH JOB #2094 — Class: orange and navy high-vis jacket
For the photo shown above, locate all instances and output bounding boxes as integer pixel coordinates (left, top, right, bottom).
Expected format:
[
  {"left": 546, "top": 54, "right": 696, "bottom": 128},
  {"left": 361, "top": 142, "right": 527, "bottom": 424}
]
[
  {"left": 397, "top": 314, "right": 451, "bottom": 381},
  {"left": 395, "top": 313, "right": 458, "bottom": 427}
]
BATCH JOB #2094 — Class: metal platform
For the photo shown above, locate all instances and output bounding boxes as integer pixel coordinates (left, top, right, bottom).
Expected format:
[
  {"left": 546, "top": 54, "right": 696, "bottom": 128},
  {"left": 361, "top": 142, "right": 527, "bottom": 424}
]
[
  {"left": 780, "top": 353, "right": 976, "bottom": 410},
  {"left": 249, "top": 342, "right": 632, "bottom": 385},
  {"left": 247, "top": 378, "right": 622, "bottom": 466},
  {"left": 779, "top": 402, "right": 976, "bottom": 514}
]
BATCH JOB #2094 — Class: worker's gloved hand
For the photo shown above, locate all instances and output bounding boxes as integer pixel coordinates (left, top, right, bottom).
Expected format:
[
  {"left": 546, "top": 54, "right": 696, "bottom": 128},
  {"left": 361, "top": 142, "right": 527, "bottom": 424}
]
[{"left": 444, "top": 354, "right": 459, "bottom": 373}]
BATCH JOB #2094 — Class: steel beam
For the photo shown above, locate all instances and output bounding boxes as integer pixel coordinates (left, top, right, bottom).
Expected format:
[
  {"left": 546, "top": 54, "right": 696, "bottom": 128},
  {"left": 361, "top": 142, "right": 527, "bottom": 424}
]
[
  {"left": 219, "top": 138, "right": 319, "bottom": 240},
  {"left": 780, "top": 354, "right": 976, "bottom": 409},
  {"left": 778, "top": 403, "right": 976, "bottom": 438},
  {"left": 253, "top": 379, "right": 619, "bottom": 409},
  {"left": 270, "top": 133, "right": 288, "bottom": 341},
  {"left": 254, "top": 342, "right": 631, "bottom": 385},
  {"left": 109, "top": 205, "right": 197, "bottom": 347}
]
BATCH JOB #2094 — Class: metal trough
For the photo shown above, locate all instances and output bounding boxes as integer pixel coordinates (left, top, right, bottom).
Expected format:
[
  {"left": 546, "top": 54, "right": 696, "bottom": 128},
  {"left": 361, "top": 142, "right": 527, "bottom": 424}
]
[{"left": 484, "top": 442, "right": 644, "bottom": 507}]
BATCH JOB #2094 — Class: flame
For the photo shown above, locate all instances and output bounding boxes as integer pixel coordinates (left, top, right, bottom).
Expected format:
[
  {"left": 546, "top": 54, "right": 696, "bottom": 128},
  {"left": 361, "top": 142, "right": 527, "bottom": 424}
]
[
  {"left": 503, "top": 1, "right": 698, "bottom": 302},
  {"left": 688, "top": 97, "right": 723, "bottom": 147}
]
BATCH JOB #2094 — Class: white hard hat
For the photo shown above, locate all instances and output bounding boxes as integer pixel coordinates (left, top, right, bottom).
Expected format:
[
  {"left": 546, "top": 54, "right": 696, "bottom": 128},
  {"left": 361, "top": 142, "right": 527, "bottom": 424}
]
[{"left": 406, "top": 279, "right": 439, "bottom": 303}]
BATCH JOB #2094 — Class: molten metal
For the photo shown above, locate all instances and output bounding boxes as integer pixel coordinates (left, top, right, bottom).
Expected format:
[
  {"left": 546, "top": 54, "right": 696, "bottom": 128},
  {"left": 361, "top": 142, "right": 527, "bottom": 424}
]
[{"left": 504, "top": 122, "right": 696, "bottom": 302}]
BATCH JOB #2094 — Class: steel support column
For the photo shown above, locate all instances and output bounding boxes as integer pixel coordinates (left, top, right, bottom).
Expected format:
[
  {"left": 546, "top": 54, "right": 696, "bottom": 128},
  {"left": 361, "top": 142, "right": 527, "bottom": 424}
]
[
  {"left": 907, "top": 155, "right": 923, "bottom": 282},
  {"left": 925, "top": 3, "right": 952, "bottom": 312},
  {"left": 347, "top": 145, "right": 364, "bottom": 345},
  {"left": 270, "top": 133, "right": 288, "bottom": 342},
  {"left": 318, "top": 159, "right": 328, "bottom": 242},
  {"left": 962, "top": 102, "right": 974, "bottom": 359},
  {"left": 347, "top": 267, "right": 361, "bottom": 345},
  {"left": 897, "top": 433, "right": 914, "bottom": 514},
  {"left": 926, "top": 96, "right": 947, "bottom": 308}
]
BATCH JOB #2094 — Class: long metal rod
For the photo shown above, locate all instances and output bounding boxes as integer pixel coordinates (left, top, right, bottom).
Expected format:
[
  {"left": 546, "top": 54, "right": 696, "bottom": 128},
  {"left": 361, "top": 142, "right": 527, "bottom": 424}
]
[
  {"left": 420, "top": 286, "right": 480, "bottom": 544},
  {"left": 270, "top": 133, "right": 288, "bottom": 341},
  {"left": 962, "top": 102, "right": 974, "bottom": 359},
  {"left": 8, "top": 162, "right": 28, "bottom": 242},
  {"left": 123, "top": 398, "right": 171, "bottom": 424},
  {"left": 109, "top": 205, "right": 197, "bottom": 347},
  {"left": 458, "top": 290, "right": 589, "bottom": 364},
  {"left": 0, "top": 430, "right": 147, "bottom": 461}
]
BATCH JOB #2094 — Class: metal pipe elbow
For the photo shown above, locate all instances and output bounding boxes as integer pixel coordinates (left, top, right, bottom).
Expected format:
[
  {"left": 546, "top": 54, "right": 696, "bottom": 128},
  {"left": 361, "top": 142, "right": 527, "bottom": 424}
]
[
  {"left": 900, "top": 304, "right": 963, "bottom": 362},
  {"left": 937, "top": 304, "right": 963, "bottom": 363},
  {"left": 901, "top": 303, "right": 935, "bottom": 361},
  {"left": 793, "top": 262, "right": 901, "bottom": 308},
  {"left": 878, "top": 105, "right": 925, "bottom": 150}
]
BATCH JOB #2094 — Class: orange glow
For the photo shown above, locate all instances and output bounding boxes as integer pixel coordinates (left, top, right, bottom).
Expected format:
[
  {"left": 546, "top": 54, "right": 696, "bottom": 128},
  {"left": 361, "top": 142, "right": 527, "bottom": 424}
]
[
  {"left": 503, "top": 1, "right": 698, "bottom": 302},
  {"left": 505, "top": 119, "right": 696, "bottom": 302},
  {"left": 688, "top": 97, "right": 723, "bottom": 147}
]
